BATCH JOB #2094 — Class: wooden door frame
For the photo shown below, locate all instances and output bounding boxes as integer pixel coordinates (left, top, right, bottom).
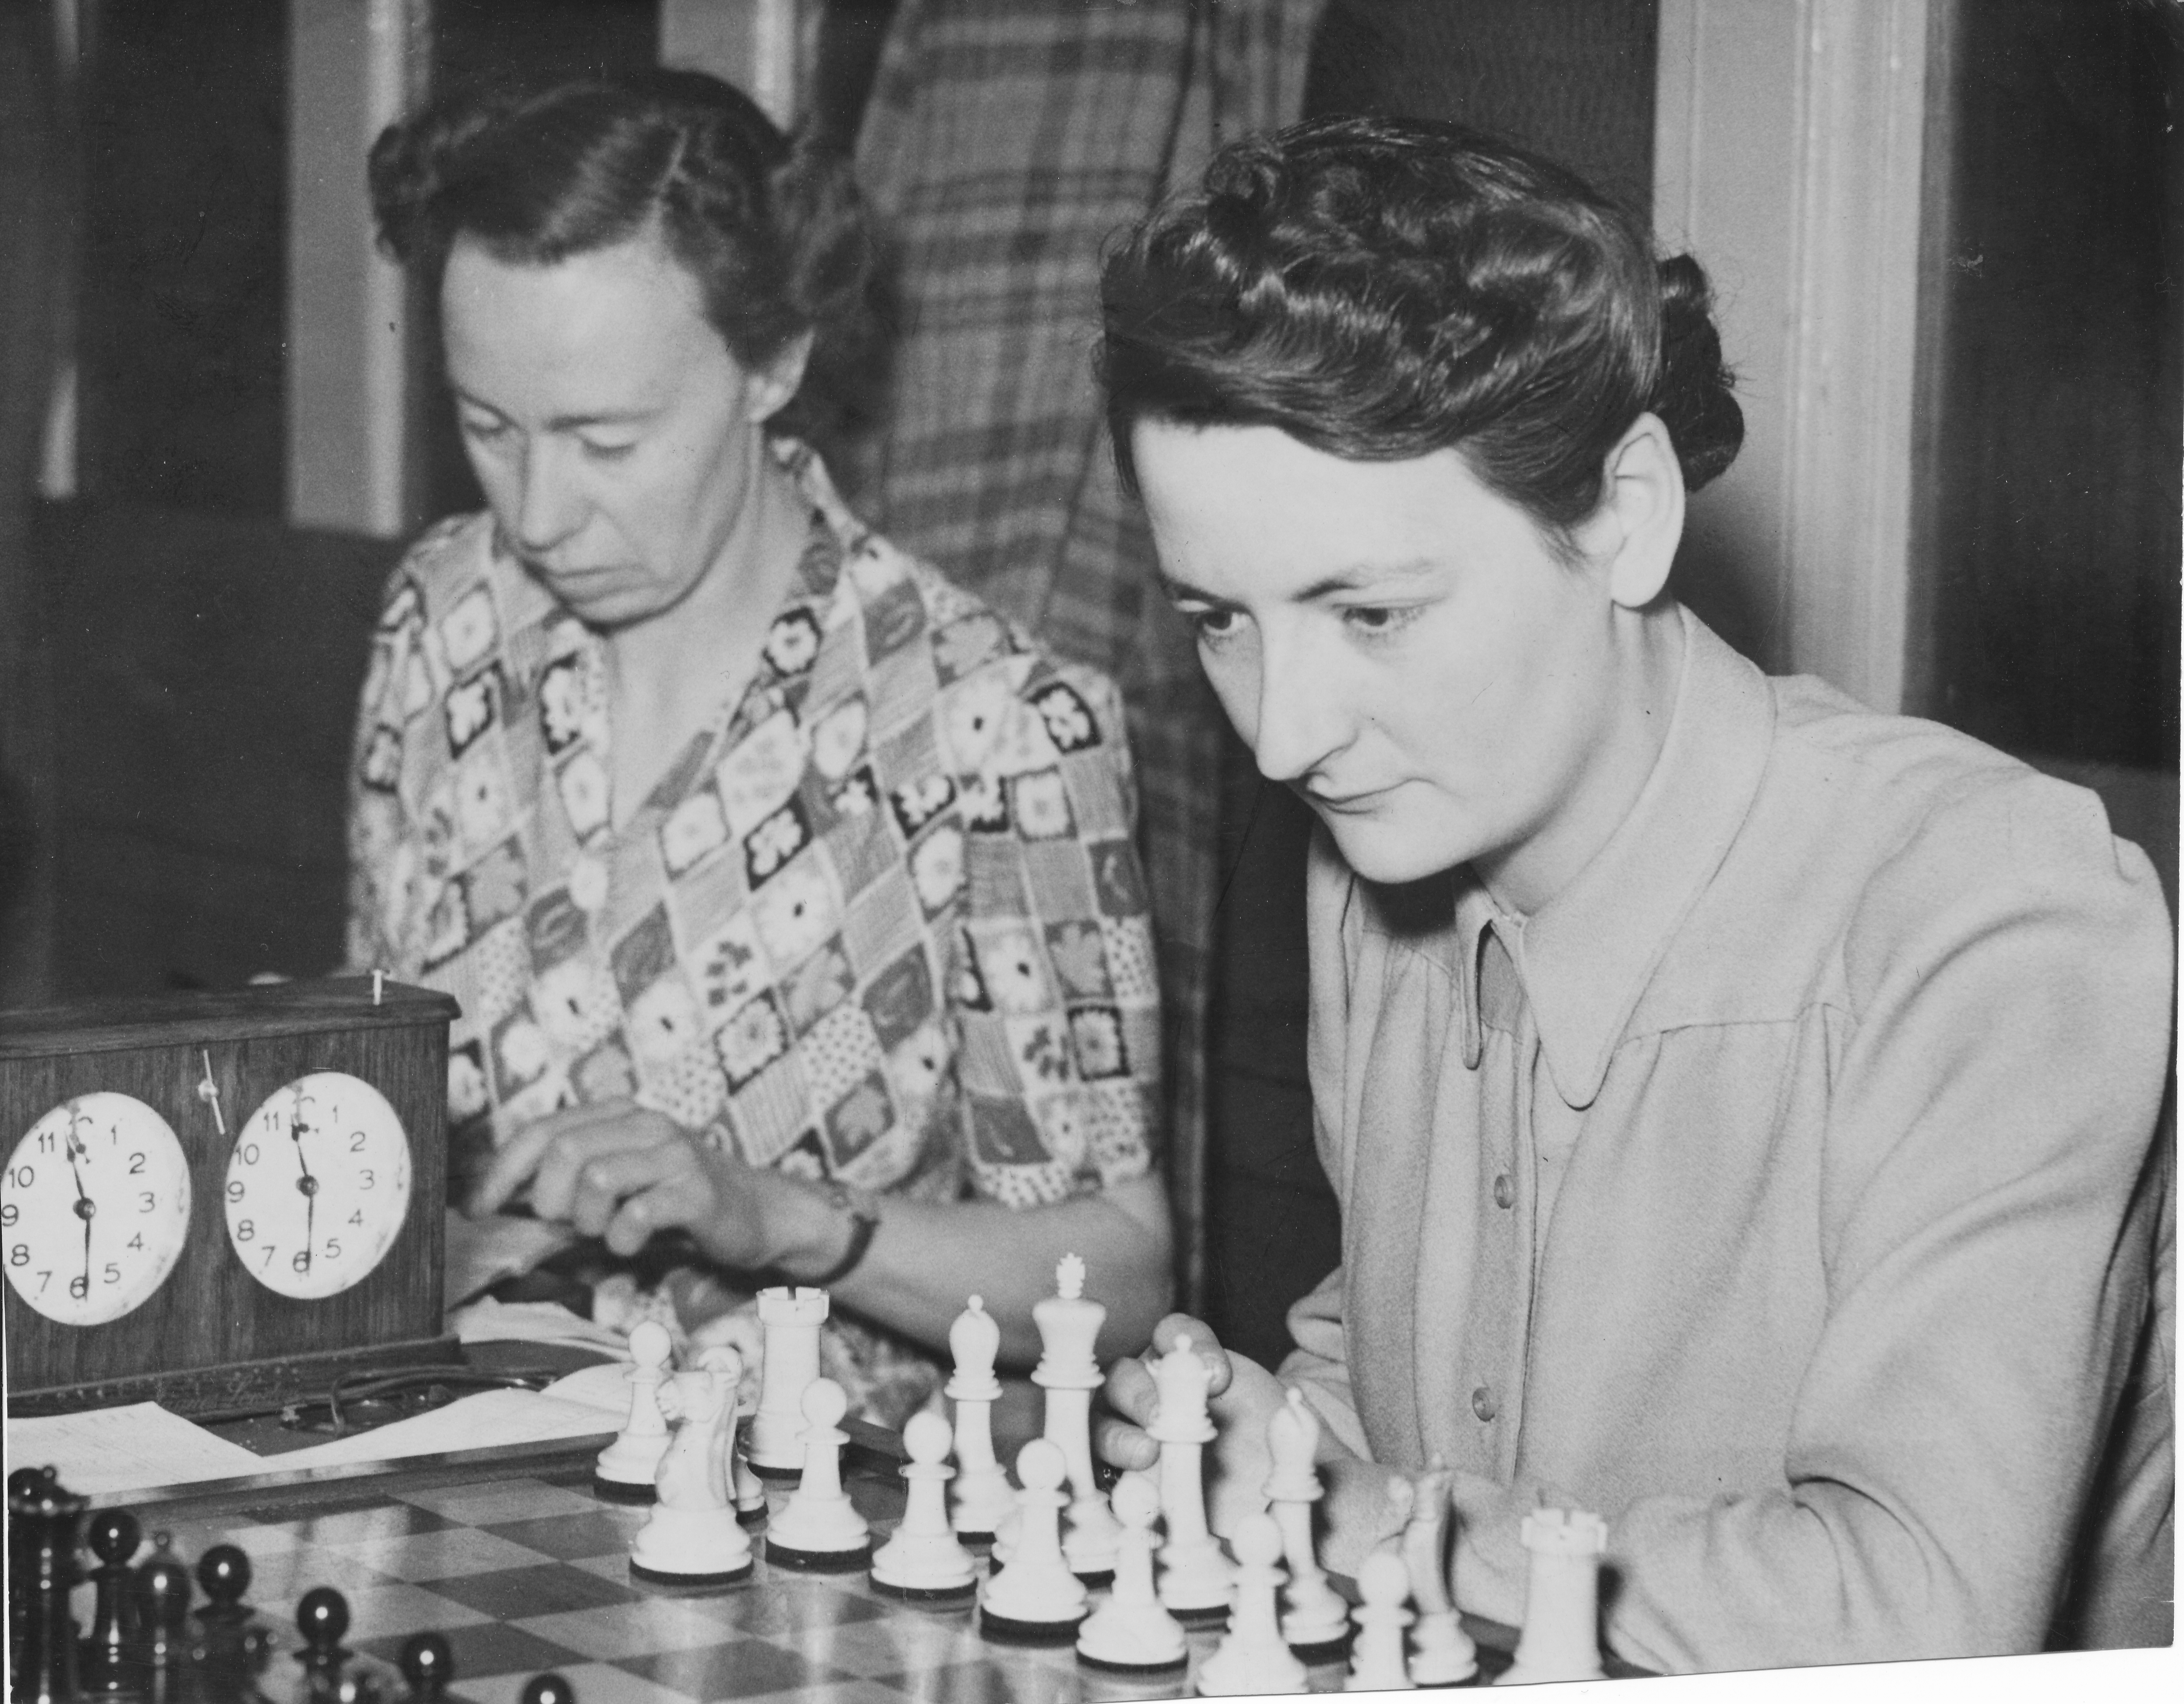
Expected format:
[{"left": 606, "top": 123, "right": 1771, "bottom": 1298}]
[{"left": 1654, "top": 0, "right": 1951, "bottom": 713}]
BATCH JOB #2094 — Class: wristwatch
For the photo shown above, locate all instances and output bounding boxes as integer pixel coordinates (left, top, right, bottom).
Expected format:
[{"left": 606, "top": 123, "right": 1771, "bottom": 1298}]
[{"left": 805, "top": 1179, "right": 882, "bottom": 1286}]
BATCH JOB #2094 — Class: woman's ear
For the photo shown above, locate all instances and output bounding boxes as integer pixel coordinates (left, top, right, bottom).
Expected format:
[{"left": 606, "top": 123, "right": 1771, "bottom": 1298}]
[
  {"left": 1595, "top": 412, "right": 1686, "bottom": 609},
  {"left": 746, "top": 331, "right": 816, "bottom": 424}
]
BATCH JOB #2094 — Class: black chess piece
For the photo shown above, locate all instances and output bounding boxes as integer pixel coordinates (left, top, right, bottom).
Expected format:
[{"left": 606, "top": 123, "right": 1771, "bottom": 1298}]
[
  {"left": 296, "top": 1586, "right": 353, "bottom": 1704},
  {"left": 397, "top": 1632, "right": 454, "bottom": 1703},
  {"left": 77, "top": 1507, "right": 144, "bottom": 1696},
  {"left": 520, "top": 1675, "right": 577, "bottom": 1704},
  {"left": 133, "top": 1531, "right": 194, "bottom": 1704},
  {"left": 6, "top": 1466, "right": 57, "bottom": 1672},
  {"left": 11, "top": 1467, "right": 86, "bottom": 1704},
  {"left": 194, "top": 1543, "right": 269, "bottom": 1703}
]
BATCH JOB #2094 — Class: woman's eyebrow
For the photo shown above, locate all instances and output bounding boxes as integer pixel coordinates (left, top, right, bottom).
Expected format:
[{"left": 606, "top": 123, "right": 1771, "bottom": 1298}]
[{"left": 1160, "top": 559, "right": 1441, "bottom": 606}]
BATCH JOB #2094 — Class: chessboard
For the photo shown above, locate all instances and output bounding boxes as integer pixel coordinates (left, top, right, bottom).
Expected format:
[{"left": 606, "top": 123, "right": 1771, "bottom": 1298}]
[{"left": 43, "top": 1441, "right": 1571, "bottom": 1704}]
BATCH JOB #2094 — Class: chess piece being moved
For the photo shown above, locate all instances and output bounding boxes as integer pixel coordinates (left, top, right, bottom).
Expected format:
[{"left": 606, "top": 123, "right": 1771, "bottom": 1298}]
[
  {"left": 871, "top": 1411, "right": 978, "bottom": 1597},
  {"left": 1075, "top": 1471, "right": 1188, "bottom": 1672},
  {"left": 748, "top": 1285, "right": 829, "bottom": 1474},
  {"left": 979, "top": 1438, "right": 1089, "bottom": 1642},
  {"left": 1196, "top": 1512, "right": 1309, "bottom": 1696},
  {"left": 1149, "top": 1334, "right": 1236, "bottom": 1619},
  {"left": 1033, "top": 1254, "right": 1122, "bottom": 1579},
  {"left": 1346, "top": 1544, "right": 1417, "bottom": 1692},
  {"left": 765, "top": 1377, "right": 873, "bottom": 1569},
  {"left": 1404, "top": 1458, "right": 1478, "bottom": 1685},
  {"left": 629, "top": 1362, "right": 754, "bottom": 1585},
  {"left": 945, "top": 1296, "right": 1015, "bottom": 1540},
  {"left": 1497, "top": 1507, "right": 1608, "bottom": 1685},
  {"left": 1264, "top": 1387, "right": 1351, "bottom": 1657},
  {"left": 593, "top": 1319, "right": 675, "bottom": 1502}
]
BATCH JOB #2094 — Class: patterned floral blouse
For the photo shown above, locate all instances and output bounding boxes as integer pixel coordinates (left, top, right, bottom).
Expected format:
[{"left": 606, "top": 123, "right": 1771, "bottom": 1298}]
[{"left": 345, "top": 441, "right": 1162, "bottom": 1417}]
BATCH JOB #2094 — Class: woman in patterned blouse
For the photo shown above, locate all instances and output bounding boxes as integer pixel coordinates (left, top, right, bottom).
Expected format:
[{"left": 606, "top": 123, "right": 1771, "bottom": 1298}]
[{"left": 348, "top": 68, "right": 1171, "bottom": 1420}]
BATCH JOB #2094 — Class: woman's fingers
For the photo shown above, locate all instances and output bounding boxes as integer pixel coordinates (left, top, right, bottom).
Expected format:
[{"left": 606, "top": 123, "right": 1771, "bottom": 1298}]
[
  {"left": 1147, "top": 1313, "right": 1233, "bottom": 1396},
  {"left": 564, "top": 1143, "right": 696, "bottom": 1240},
  {"left": 468, "top": 1097, "right": 645, "bottom": 1216},
  {"left": 528, "top": 1107, "right": 681, "bottom": 1221}
]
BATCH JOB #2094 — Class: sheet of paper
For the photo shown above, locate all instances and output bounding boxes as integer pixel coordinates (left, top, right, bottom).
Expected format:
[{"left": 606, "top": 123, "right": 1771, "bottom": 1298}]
[
  {"left": 262, "top": 1387, "right": 618, "bottom": 1471},
  {"left": 6, "top": 1402, "right": 267, "bottom": 1499}
]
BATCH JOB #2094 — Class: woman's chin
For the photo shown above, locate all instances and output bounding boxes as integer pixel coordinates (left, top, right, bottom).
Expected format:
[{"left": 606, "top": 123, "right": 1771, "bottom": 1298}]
[{"left": 1315, "top": 811, "right": 1470, "bottom": 890}]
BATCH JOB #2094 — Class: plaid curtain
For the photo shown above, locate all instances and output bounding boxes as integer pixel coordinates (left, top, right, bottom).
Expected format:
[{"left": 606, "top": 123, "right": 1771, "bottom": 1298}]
[{"left": 848, "top": 0, "right": 1323, "bottom": 1310}]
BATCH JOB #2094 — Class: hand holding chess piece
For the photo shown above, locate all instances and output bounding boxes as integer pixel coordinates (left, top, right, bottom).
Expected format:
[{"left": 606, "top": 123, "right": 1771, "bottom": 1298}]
[{"left": 1092, "top": 1314, "right": 1290, "bottom": 1543}]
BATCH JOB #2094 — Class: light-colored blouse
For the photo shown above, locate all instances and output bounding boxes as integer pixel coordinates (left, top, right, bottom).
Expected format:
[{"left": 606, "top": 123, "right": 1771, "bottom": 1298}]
[{"left": 1287, "top": 609, "right": 2174, "bottom": 1672}]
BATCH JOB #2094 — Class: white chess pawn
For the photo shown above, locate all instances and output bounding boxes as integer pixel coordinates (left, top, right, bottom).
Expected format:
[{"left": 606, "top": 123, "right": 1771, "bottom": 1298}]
[
  {"left": 763, "top": 1377, "right": 872, "bottom": 1569},
  {"left": 1403, "top": 1458, "right": 1478, "bottom": 1685},
  {"left": 978, "top": 1437, "right": 1088, "bottom": 1641},
  {"left": 1263, "top": 1386, "right": 1351, "bottom": 1655},
  {"left": 1497, "top": 1507, "right": 1608, "bottom": 1686},
  {"left": 945, "top": 1296, "right": 1015, "bottom": 1539},
  {"left": 1033, "top": 1254, "right": 1122, "bottom": 1578},
  {"left": 628, "top": 1367, "right": 753, "bottom": 1585},
  {"left": 1196, "top": 1512, "right": 1309, "bottom": 1696},
  {"left": 1075, "top": 1472, "right": 1188, "bottom": 1672},
  {"left": 748, "top": 1285, "right": 830, "bottom": 1474},
  {"left": 594, "top": 1319, "right": 674, "bottom": 1502},
  {"left": 871, "top": 1411, "right": 978, "bottom": 1597},
  {"left": 1150, "top": 1334, "right": 1236, "bottom": 1618},
  {"left": 1346, "top": 1544, "right": 1417, "bottom": 1692}
]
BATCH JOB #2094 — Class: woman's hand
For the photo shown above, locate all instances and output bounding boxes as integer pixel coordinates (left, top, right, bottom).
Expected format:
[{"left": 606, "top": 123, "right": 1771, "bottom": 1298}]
[
  {"left": 468, "top": 1099, "right": 829, "bottom": 1272},
  {"left": 1093, "top": 1312, "right": 1291, "bottom": 1534}
]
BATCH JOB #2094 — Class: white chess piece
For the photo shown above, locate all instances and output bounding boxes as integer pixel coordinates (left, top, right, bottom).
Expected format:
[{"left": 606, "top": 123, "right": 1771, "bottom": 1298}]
[
  {"left": 1263, "top": 1386, "right": 1351, "bottom": 1654},
  {"left": 1345, "top": 1544, "right": 1417, "bottom": 1692},
  {"left": 870, "top": 1411, "right": 978, "bottom": 1596},
  {"left": 696, "top": 1346, "right": 743, "bottom": 1502},
  {"left": 764, "top": 1376, "right": 871, "bottom": 1566},
  {"left": 1150, "top": 1334, "right": 1236, "bottom": 1617},
  {"left": 748, "top": 1285, "right": 829, "bottom": 1473},
  {"left": 1497, "top": 1507, "right": 1607, "bottom": 1685},
  {"left": 1033, "top": 1254, "right": 1122, "bottom": 1577},
  {"left": 1196, "top": 1511, "right": 1309, "bottom": 1696},
  {"left": 731, "top": 1395, "right": 768, "bottom": 1523},
  {"left": 945, "top": 1296, "right": 1015, "bottom": 1538},
  {"left": 1403, "top": 1458, "right": 1478, "bottom": 1685},
  {"left": 594, "top": 1319, "right": 674, "bottom": 1500},
  {"left": 628, "top": 1367, "right": 753, "bottom": 1583},
  {"left": 978, "top": 1438, "right": 1088, "bottom": 1639},
  {"left": 1075, "top": 1471, "right": 1188, "bottom": 1672}
]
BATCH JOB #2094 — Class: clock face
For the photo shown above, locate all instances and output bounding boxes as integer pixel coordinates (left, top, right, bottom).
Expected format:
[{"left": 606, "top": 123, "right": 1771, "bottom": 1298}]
[
  {"left": 226, "top": 1072, "right": 412, "bottom": 1300},
  {"left": 2, "top": 1093, "right": 193, "bottom": 1325}
]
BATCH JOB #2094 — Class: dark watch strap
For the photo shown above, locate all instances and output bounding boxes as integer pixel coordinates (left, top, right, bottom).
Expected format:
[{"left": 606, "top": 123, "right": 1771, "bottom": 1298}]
[{"left": 805, "top": 1181, "right": 881, "bottom": 1287}]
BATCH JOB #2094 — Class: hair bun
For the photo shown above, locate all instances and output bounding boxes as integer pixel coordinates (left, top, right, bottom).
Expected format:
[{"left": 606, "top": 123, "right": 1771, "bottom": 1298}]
[
  {"left": 367, "top": 78, "right": 525, "bottom": 265},
  {"left": 1652, "top": 253, "right": 1743, "bottom": 493}
]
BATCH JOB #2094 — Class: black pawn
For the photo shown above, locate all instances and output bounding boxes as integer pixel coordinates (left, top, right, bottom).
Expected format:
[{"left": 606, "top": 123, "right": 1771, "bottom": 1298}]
[
  {"left": 398, "top": 1632, "right": 454, "bottom": 1703},
  {"left": 133, "top": 1533, "right": 193, "bottom": 1679},
  {"left": 296, "top": 1586, "right": 352, "bottom": 1702},
  {"left": 196, "top": 1544, "right": 254, "bottom": 1622},
  {"left": 194, "top": 1544, "right": 267, "bottom": 1702},
  {"left": 521, "top": 1675, "right": 577, "bottom": 1704},
  {"left": 77, "top": 1508, "right": 143, "bottom": 1695}
]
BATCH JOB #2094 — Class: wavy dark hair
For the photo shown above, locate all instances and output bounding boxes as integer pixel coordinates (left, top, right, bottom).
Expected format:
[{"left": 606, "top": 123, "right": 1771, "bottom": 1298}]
[
  {"left": 369, "top": 67, "right": 882, "bottom": 447},
  {"left": 1098, "top": 115, "right": 1742, "bottom": 543}
]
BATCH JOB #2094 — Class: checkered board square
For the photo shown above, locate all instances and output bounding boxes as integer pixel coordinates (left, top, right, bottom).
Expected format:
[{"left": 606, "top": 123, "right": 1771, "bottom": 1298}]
[{"left": 91, "top": 1454, "right": 1451, "bottom": 1704}]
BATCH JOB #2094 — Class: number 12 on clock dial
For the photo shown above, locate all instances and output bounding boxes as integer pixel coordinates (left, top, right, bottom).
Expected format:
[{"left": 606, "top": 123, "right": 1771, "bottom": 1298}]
[{"left": 225, "top": 1072, "right": 413, "bottom": 1300}]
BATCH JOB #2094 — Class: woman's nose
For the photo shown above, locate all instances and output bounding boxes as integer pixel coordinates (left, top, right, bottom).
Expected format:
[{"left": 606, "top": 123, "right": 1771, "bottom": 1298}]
[
  {"left": 1250, "top": 639, "right": 1344, "bottom": 785},
  {"left": 513, "top": 441, "right": 582, "bottom": 554}
]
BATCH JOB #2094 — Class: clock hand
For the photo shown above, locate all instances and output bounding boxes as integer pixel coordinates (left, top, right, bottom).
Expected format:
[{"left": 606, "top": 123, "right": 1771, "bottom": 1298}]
[
  {"left": 66, "top": 1132, "right": 93, "bottom": 1287},
  {"left": 290, "top": 1102, "right": 317, "bottom": 1271}
]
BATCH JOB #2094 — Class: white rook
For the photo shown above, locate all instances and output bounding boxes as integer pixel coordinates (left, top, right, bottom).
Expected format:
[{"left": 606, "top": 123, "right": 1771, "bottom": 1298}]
[
  {"left": 749, "top": 1285, "right": 829, "bottom": 1471},
  {"left": 1497, "top": 1507, "right": 1608, "bottom": 1686}
]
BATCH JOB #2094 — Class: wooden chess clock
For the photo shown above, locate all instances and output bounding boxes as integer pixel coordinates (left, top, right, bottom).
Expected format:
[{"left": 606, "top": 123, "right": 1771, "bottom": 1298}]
[{"left": 2, "top": 977, "right": 458, "bottom": 1419}]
